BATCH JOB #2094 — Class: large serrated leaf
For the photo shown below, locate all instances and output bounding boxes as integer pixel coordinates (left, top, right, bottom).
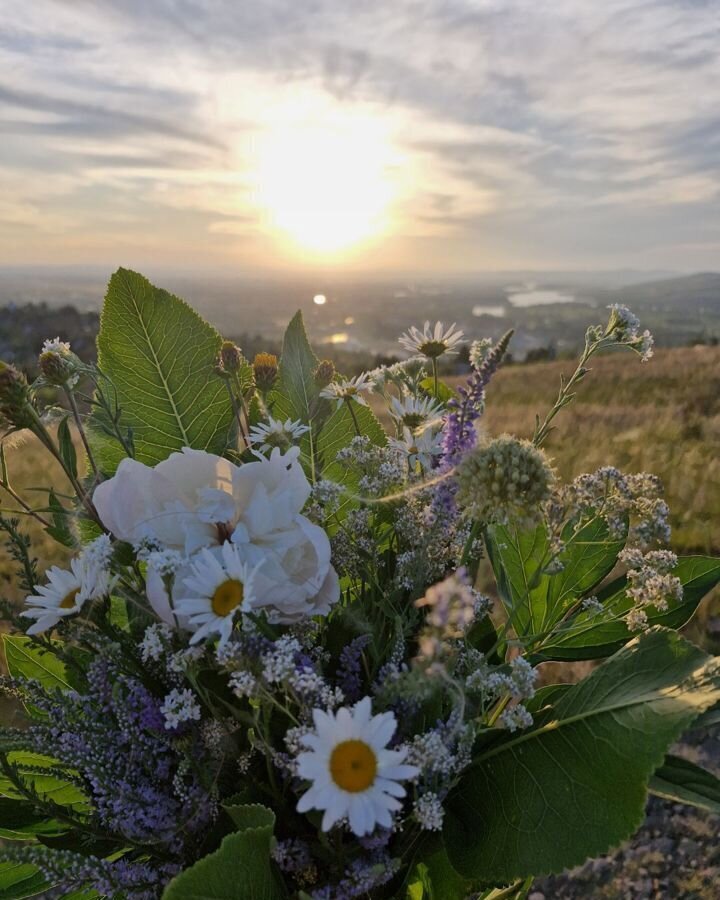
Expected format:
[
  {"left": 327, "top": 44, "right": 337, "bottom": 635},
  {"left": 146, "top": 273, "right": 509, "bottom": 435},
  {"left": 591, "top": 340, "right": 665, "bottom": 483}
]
[
  {"left": 162, "top": 803, "right": 284, "bottom": 899},
  {"left": 536, "top": 555, "right": 720, "bottom": 660},
  {"left": 3, "top": 636, "right": 70, "bottom": 693},
  {"left": 443, "top": 628, "right": 720, "bottom": 882},
  {"left": 92, "top": 268, "right": 234, "bottom": 472}
]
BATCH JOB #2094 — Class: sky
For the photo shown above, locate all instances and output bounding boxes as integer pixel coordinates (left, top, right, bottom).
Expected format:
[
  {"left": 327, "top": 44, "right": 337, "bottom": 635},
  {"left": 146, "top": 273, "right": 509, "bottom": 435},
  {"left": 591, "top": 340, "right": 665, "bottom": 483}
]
[{"left": 1, "top": 0, "right": 719, "bottom": 274}]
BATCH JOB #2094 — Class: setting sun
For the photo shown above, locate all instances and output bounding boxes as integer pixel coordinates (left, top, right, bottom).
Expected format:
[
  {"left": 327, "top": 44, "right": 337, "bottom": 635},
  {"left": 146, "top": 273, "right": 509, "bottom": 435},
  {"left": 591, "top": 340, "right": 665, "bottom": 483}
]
[{"left": 253, "top": 119, "right": 397, "bottom": 256}]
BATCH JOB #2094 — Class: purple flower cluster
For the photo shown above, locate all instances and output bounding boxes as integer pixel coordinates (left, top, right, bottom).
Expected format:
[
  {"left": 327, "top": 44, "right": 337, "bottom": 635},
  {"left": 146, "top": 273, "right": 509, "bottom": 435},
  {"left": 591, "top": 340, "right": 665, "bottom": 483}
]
[
  {"left": 26, "top": 652, "right": 215, "bottom": 850},
  {"left": 337, "top": 634, "right": 371, "bottom": 702},
  {"left": 434, "top": 330, "right": 513, "bottom": 514}
]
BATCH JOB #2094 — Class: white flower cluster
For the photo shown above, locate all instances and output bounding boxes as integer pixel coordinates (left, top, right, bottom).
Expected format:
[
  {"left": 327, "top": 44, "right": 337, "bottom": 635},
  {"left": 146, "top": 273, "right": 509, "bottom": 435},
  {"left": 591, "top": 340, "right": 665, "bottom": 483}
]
[
  {"left": 619, "top": 548, "right": 682, "bottom": 631},
  {"left": 160, "top": 687, "right": 202, "bottom": 730}
]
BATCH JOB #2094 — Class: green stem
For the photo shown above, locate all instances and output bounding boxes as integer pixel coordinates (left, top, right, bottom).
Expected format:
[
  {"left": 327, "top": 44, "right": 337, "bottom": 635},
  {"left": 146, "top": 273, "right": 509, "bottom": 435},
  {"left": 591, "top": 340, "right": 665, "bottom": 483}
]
[
  {"left": 432, "top": 357, "right": 439, "bottom": 399},
  {"left": 65, "top": 387, "right": 99, "bottom": 480},
  {"left": 344, "top": 397, "right": 362, "bottom": 436}
]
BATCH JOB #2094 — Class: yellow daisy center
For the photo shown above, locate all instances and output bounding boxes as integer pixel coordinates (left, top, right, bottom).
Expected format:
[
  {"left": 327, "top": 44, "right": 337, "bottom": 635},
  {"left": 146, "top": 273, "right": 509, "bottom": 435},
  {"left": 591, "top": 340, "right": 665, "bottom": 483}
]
[
  {"left": 59, "top": 587, "right": 80, "bottom": 610},
  {"left": 211, "top": 579, "right": 244, "bottom": 617},
  {"left": 329, "top": 739, "right": 377, "bottom": 793}
]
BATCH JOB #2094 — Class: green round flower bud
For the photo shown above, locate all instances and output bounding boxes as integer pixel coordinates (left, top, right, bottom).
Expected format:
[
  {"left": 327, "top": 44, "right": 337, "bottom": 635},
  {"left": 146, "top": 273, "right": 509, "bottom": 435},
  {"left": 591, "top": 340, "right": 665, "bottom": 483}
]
[
  {"left": 455, "top": 435, "right": 554, "bottom": 527},
  {"left": 313, "top": 359, "right": 335, "bottom": 389},
  {"left": 38, "top": 349, "right": 77, "bottom": 386},
  {"left": 253, "top": 353, "right": 278, "bottom": 392}
]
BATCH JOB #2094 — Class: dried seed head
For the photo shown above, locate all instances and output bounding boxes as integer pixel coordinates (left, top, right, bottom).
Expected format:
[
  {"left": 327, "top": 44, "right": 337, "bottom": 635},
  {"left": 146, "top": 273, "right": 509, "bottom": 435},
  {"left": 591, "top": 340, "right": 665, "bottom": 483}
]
[{"left": 313, "top": 359, "right": 335, "bottom": 389}]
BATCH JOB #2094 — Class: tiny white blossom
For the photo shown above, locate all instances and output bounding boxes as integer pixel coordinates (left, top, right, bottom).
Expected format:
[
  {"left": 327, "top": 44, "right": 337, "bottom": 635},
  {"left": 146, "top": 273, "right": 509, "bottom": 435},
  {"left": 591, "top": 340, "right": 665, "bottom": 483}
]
[
  {"left": 469, "top": 338, "right": 493, "bottom": 369},
  {"left": 42, "top": 337, "right": 72, "bottom": 355},
  {"left": 415, "top": 793, "right": 445, "bottom": 831},
  {"left": 229, "top": 669, "right": 258, "bottom": 699},
  {"left": 160, "top": 688, "right": 202, "bottom": 730},
  {"left": 140, "top": 623, "right": 173, "bottom": 663}
]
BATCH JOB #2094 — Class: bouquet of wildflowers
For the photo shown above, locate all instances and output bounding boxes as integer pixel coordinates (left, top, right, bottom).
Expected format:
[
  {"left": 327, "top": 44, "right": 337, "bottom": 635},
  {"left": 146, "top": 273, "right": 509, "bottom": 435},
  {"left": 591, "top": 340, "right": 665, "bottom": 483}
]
[{"left": 1, "top": 269, "right": 719, "bottom": 900}]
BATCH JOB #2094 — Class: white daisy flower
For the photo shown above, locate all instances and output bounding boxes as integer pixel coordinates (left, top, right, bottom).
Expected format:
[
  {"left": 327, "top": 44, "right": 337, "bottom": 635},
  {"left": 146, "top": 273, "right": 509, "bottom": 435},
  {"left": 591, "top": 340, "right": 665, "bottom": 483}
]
[
  {"left": 389, "top": 426, "right": 443, "bottom": 471},
  {"left": 398, "top": 321, "right": 464, "bottom": 359},
  {"left": 248, "top": 416, "right": 310, "bottom": 453},
  {"left": 319, "top": 374, "right": 373, "bottom": 408},
  {"left": 20, "top": 559, "right": 87, "bottom": 635},
  {"left": 389, "top": 394, "right": 444, "bottom": 430},
  {"left": 175, "top": 542, "right": 260, "bottom": 647},
  {"left": 296, "top": 697, "right": 419, "bottom": 836}
]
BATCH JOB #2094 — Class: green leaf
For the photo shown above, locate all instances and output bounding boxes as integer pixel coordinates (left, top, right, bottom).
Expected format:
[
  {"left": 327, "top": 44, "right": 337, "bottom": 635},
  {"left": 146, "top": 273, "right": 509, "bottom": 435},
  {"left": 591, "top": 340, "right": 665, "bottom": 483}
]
[
  {"left": 269, "top": 310, "right": 386, "bottom": 486},
  {"left": 419, "top": 377, "right": 456, "bottom": 404},
  {"left": 649, "top": 754, "right": 720, "bottom": 813},
  {"left": 0, "top": 752, "right": 88, "bottom": 811},
  {"left": 443, "top": 628, "right": 720, "bottom": 883},
  {"left": 536, "top": 556, "right": 720, "bottom": 660},
  {"left": 0, "top": 862, "right": 49, "bottom": 899},
  {"left": 3, "top": 636, "right": 71, "bottom": 692},
  {"left": 316, "top": 401, "right": 386, "bottom": 491},
  {"left": 0, "top": 797, "right": 68, "bottom": 840},
  {"left": 486, "top": 517, "right": 624, "bottom": 638},
  {"left": 162, "top": 804, "right": 284, "bottom": 899},
  {"left": 269, "top": 311, "right": 321, "bottom": 427},
  {"left": 45, "top": 488, "right": 75, "bottom": 548},
  {"left": 57, "top": 417, "right": 78, "bottom": 481},
  {"left": 92, "top": 268, "right": 234, "bottom": 472},
  {"left": 406, "top": 846, "right": 473, "bottom": 900}
]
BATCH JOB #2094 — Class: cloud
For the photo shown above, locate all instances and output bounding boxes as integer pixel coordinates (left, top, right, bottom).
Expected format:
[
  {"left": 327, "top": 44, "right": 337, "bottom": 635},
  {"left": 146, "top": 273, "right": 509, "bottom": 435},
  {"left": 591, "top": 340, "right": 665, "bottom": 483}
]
[{"left": 0, "top": 0, "right": 718, "bottom": 269}]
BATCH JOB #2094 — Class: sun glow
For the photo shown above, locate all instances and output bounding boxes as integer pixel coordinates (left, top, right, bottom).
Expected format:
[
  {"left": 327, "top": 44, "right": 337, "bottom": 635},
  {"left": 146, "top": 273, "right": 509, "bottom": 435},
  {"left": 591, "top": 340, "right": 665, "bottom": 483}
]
[{"left": 254, "top": 118, "right": 397, "bottom": 256}]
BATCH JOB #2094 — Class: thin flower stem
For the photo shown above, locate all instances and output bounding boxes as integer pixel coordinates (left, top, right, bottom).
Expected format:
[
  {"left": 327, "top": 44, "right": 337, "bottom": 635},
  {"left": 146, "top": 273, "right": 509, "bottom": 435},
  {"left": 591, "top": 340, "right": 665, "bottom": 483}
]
[
  {"left": 65, "top": 386, "right": 99, "bottom": 480},
  {"left": 344, "top": 397, "right": 362, "bottom": 436},
  {"left": 432, "top": 357, "right": 439, "bottom": 399},
  {"left": 0, "top": 480, "right": 51, "bottom": 528}
]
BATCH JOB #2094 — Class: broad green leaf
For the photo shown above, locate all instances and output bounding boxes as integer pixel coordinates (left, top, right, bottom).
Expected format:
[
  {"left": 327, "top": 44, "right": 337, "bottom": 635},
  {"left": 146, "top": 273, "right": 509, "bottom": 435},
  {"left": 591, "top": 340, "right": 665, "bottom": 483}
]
[
  {"left": 162, "top": 804, "right": 284, "bottom": 900},
  {"left": 0, "top": 862, "right": 49, "bottom": 899},
  {"left": 316, "top": 401, "right": 386, "bottom": 491},
  {"left": 269, "top": 311, "right": 385, "bottom": 486},
  {"left": 92, "top": 268, "right": 234, "bottom": 472},
  {"left": 3, "top": 636, "right": 71, "bottom": 692},
  {"left": 45, "top": 488, "right": 75, "bottom": 547},
  {"left": 649, "top": 754, "right": 720, "bottom": 813},
  {"left": 269, "top": 311, "right": 321, "bottom": 426},
  {"left": 536, "top": 556, "right": 720, "bottom": 661},
  {"left": 486, "top": 517, "right": 624, "bottom": 638},
  {"left": 694, "top": 702, "right": 720, "bottom": 729},
  {"left": 443, "top": 628, "right": 720, "bottom": 882}
]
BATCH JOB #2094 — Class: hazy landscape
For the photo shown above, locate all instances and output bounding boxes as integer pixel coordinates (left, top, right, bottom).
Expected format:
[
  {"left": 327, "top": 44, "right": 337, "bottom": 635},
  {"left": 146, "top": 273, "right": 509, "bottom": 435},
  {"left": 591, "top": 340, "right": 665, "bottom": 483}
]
[{"left": 2, "top": 268, "right": 719, "bottom": 364}]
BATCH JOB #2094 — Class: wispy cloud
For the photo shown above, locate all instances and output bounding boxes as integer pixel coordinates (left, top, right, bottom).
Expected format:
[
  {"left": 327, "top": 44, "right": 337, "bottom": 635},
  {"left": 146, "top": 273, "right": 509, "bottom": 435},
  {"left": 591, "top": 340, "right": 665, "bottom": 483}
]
[{"left": 1, "top": 0, "right": 718, "bottom": 270}]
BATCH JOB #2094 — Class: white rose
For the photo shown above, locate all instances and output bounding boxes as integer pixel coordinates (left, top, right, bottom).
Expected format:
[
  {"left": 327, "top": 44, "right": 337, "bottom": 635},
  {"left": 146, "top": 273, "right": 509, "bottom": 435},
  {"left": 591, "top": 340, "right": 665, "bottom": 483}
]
[{"left": 95, "top": 447, "right": 339, "bottom": 625}]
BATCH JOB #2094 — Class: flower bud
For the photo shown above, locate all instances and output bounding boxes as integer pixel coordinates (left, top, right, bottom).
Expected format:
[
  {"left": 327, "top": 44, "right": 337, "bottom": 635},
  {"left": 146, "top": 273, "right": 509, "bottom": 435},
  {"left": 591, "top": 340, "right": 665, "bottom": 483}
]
[
  {"left": 220, "top": 341, "right": 243, "bottom": 373},
  {"left": 253, "top": 353, "right": 278, "bottom": 392},
  {"left": 313, "top": 359, "right": 335, "bottom": 389},
  {"left": 38, "top": 350, "right": 77, "bottom": 386},
  {"left": 0, "top": 361, "right": 34, "bottom": 428},
  {"left": 456, "top": 435, "right": 554, "bottom": 528}
]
